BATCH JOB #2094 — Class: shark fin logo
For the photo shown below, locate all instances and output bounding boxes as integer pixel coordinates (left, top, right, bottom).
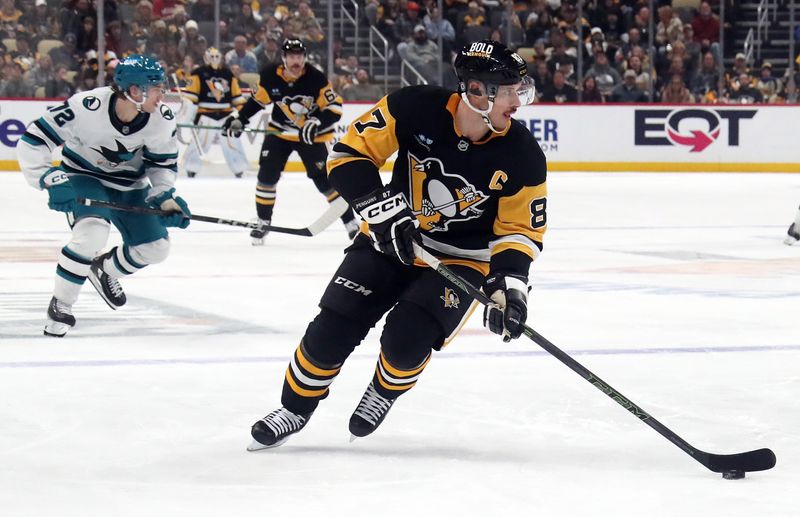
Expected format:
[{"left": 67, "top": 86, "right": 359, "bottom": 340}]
[
  {"left": 408, "top": 152, "right": 488, "bottom": 232},
  {"left": 94, "top": 140, "right": 138, "bottom": 166}
]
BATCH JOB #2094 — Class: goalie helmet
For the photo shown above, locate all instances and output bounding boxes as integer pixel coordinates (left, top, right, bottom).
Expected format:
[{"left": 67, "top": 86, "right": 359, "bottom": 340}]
[{"left": 204, "top": 47, "right": 223, "bottom": 69}]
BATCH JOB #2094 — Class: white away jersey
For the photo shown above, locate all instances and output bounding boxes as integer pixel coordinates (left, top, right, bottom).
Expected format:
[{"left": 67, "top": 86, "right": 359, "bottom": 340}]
[{"left": 18, "top": 87, "right": 179, "bottom": 197}]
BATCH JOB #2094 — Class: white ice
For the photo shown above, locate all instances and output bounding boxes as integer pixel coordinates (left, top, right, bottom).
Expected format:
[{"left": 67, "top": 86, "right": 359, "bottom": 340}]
[{"left": 0, "top": 171, "right": 798, "bottom": 517}]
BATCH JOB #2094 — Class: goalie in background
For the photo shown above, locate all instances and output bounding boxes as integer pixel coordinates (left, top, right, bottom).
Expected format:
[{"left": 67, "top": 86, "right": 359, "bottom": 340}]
[
  {"left": 181, "top": 47, "right": 249, "bottom": 179},
  {"left": 222, "top": 38, "right": 358, "bottom": 245}
]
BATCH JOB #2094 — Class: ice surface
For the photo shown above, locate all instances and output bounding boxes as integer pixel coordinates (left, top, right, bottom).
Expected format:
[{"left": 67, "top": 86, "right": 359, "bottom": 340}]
[{"left": 0, "top": 171, "right": 798, "bottom": 516}]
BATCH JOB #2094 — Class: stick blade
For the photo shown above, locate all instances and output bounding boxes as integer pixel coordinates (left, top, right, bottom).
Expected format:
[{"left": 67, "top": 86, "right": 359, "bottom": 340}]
[{"left": 702, "top": 448, "right": 776, "bottom": 473}]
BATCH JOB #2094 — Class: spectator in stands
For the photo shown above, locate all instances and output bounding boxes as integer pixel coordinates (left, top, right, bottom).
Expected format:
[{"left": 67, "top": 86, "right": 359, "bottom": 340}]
[
  {"left": 334, "top": 54, "right": 359, "bottom": 83},
  {"left": 134, "top": 0, "right": 154, "bottom": 28},
  {"left": 660, "top": 73, "right": 693, "bottom": 103},
  {"left": 498, "top": 8, "right": 526, "bottom": 49},
  {"left": 284, "top": 1, "right": 324, "bottom": 43},
  {"left": 405, "top": 24, "right": 440, "bottom": 83},
  {"left": 153, "top": 0, "right": 181, "bottom": 20},
  {"left": 424, "top": 6, "right": 455, "bottom": 59},
  {"left": 691, "top": 1, "right": 720, "bottom": 60},
  {"left": 581, "top": 75, "right": 604, "bottom": 102},
  {"left": 49, "top": 32, "right": 80, "bottom": 71},
  {"left": 44, "top": 63, "right": 75, "bottom": 98},
  {"left": 626, "top": 54, "right": 652, "bottom": 93},
  {"left": 11, "top": 32, "right": 35, "bottom": 71},
  {"left": 105, "top": 20, "right": 133, "bottom": 57},
  {"left": 28, "top": 0, "right": 58, "bottom": 40},
  {"left": 631, "top": 6, "right": 651, "bottom": 41},
  {"left": 190, "top": 0, "right": 215, "bottom": 22},
  {"left": 76, "top": 15, "right": 98, "bottom": 53},
  {"left": 635, "top": 76, "right": 652, "bottom": 102},
  {"left": 0, "top": 0, "right": 22, "bottom": 33},
  {"left": 74, "top": 62, "right": 98, "bottom": 93},
  {"left": 530, "top": 60, "right": 550, "bottom": 100},
  {"left": 254, "top": 35, "right": 282, "bottom": 69},
  {"left": 342, "top": 69, "right": 385, "bottom": 101},
  {"left": 232, "top": 2, "right": 262, "bottom": 40},
  {"left": 59, "top": 0, "right": 95, "bottom": 41},
  {"left": 691, "top": 51, "right": 719, "bottom": 101},
  {"left": 586, "top": 47, "right": 621, "bottom": 97},
  {"left": 525, "top": 9, "right": 552, "bottom": 47},
  {"left": 27, "top": 54, "right": 53, "bottom": 90},
  {"left": 728, "top": 73, "right": 762, "bottom": 104},
  {"left": 395, "top": 1, "right": 423, "bottom": 60},
  {"left": 548, "top": 42, "right": 576, "bottom": 74},
  {"left": 681, "top": 24, "right": 701, "bottom": 70},
  {"left": 541, "top": 68, "right": 577, "bottom": 103},
  {"left": 756, "top": 62, "right": 781, "bottom": 103},
  {"left": 610, "top": 69, "right": 648, "bottom": 102},
  {"left": 655, "top": 5, "right": 682, "bottom": 46},
  {"left": 188, "top": 33, "right": 209, "bottom": 65},
  {"left": 0, "top": 61, "right": 26, "bottom": 97},
  {"left": 226, "top": 35, "right": 258, "bottom": 73},
  {"left": 462, "top": 1, "right": 486, "bottom": 29}
]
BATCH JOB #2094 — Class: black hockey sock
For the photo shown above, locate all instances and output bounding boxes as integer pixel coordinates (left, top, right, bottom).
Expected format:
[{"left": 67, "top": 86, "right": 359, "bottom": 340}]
[
  {"left": 281, "top": 341, "right": 343, "bottom": 415},
  {"left": 371, "top": 351, "right": 432, "bottom": 399},
  {"left": 255, "top": 183, "right": 276, "bottom": 221}
]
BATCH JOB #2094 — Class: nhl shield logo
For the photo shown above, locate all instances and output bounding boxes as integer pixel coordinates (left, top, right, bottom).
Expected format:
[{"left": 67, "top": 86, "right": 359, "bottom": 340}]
[
  {"left": 440, "top": 287, "right": 460, "bottom": 309},
  {"left": 457, "top": 139, "right": 469, "bottom": 152}
]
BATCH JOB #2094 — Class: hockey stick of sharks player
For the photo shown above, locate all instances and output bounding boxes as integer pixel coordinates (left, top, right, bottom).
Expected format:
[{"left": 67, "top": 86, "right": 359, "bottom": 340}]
[
  {"left": 177, "top": 123, "right": 281, "bottom": 136},
  {"left": 412, "top": 242, "right": 776, "bottom": 478},
  {"left": 78, "top": 197, "right": 348, "bottom": 237}
]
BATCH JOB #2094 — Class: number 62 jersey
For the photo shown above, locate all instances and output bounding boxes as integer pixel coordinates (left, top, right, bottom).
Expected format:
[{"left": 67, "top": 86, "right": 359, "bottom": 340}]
[
  {"left": 328, "top": 85, "right": 547, "bottom": 277},
  {"left": 17, "top": 87, "right": 179, "bottom": 199}
]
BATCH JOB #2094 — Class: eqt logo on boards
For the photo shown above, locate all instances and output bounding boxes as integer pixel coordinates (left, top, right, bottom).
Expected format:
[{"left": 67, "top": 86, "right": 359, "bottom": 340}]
[
  {"left": 0, "top": 106, "right": 27, "bottom": 147},
  {"left": 634, "top": 108, "right": 756, "bottom": 152}
]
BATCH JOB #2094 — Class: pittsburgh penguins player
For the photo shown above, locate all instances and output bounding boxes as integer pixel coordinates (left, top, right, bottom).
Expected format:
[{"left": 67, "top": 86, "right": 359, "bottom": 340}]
[
  {"left": 222, "top": 38, "right": 358, "bottom": 245},
  {"left": 181, "top": 47, "right": 248, "bottom": 178},
  {"left": 786, "top": 204, "right": 800, "bottom": 245},
  {"left": 247, "top": 40, "right": 546, "bottom": 450},
  {"left": 17, "top": 55, "right": 191, "bottom": 337}
]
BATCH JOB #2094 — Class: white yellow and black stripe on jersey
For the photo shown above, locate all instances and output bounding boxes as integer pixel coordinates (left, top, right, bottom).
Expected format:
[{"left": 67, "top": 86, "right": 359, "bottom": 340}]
[
  {"left": 284, "top": 341, "right": 342, "bottom": 400},
  {"left": 255, "top": 182, "right": 276, "bottom": 206},
  {"left": 372, "top": 351, "right": 432, "bottom": 395},
  {"left": 327, "top": 85, "right": 548, "bottom": 280},
  {"left": 240, "top": 63, "right": 343, "bottom": 143}
]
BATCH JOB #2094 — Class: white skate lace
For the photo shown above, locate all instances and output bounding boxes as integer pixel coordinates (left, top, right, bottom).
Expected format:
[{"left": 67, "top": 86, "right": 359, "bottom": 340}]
[
  {"left": 353, "top": 383, "right": 392, "bottom": 425},
  {"left": 262, "top": 408, "right": 306, "bottom": 436},
  {"left": 105, "top": 275, "right": 124, "bottom": 298}
]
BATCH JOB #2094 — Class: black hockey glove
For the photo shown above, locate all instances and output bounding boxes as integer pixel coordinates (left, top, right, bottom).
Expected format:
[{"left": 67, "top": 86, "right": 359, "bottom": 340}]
[
  {"left": 483, "top": 272, "right": 528, "bottom": 342},
  {"left": 222, "top": 115, "right": 246, "bottom": 138},
  {"left": 353, "top": 187, "right": 420, "bottom": 266},
  {"left": 300, "top": 118, "right": 321, "bottom": 145}
]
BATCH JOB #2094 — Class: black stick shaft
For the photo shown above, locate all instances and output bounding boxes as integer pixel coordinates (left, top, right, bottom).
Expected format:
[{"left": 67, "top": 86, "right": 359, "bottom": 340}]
[
  {"left": 77, "top": 198, "right": 312, "bottom": 236},
  {"left": 413, "top": 244, "right": 775, "bottom": 474}
]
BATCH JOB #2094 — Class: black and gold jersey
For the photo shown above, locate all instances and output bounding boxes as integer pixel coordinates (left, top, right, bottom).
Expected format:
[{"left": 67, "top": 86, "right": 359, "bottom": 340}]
[
  {"left": 243, "top": 63, "right": 343, "bottom": 143},
  {"left": 181, "top": 65, "right": 245, "bottom": 120},
  {"left": 328, "top": 85, "right": 547, "bottom": 277}
]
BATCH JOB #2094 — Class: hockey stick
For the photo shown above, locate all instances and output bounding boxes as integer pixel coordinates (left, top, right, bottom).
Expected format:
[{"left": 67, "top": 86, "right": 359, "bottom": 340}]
[
  {"left": 412, "top": 243, "right": 776, "bottom": 477},
  {"left": 77, "top": 197, "right": 348, "bottom": 237},
  {"left": 177, "top": 123, "right": 280, "bottom": 135}
]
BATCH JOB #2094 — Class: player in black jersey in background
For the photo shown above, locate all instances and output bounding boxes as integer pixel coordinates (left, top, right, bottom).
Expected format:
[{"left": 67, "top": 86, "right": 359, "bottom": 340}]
[
  {"left": 222, "top": 38, "right": 358, "bottom": 245},
  {"left": 247, "top": 40, "right": 546, "bottom": 450}
]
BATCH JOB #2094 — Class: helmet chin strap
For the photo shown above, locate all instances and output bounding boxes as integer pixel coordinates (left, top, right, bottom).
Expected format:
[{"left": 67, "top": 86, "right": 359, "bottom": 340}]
[
  {"left": 460, "top": 89, "right": 506, "bottom": 134},
  {"left": 123, "top": 88, "right": 147, "bottom": 113}
]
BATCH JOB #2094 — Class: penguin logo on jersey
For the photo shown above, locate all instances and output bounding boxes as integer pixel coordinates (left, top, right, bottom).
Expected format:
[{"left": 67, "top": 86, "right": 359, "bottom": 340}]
[
  {"left": 407, "top": 153, "right": 488, "bottom": 232},
  {"left": 82, "top": 96, "right": 101, "bottom": 111},
  {"left": 94, "top": 140, "right": 138, "bottom": 166},
  {"left": 205, "top": 77, "right": 231, "bottom": 101},
  {"left": 440, "top": 287, "right": 460, "bottom": 309},
  {"left": 278, "top": 95, "right": 314, "bottom": 126}
]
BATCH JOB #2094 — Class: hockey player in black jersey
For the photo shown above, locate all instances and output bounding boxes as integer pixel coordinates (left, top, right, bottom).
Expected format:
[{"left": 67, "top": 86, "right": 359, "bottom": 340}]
[
  {"left": 247, "top": 40, "right": 546, "bottom": 450},
  {"left": 222, "top": 38, "right": 358, "bottom": 244}
]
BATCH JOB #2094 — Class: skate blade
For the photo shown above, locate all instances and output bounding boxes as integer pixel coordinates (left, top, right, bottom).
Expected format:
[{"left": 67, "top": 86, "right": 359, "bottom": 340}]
[
  {"left": 43, "top": 320, "right": 71, "bottom": 337},
  {"left": 88, "top": 276, "right": 122, "bottom": 310},
  {"left": 349, "top": 434, "right": 359, "bottom": 443},
  {"left": 246, "top": 437, "right": 288, "bottom": 451},
  {"left": 251, "top": 239, "right": 265, "bottom": 246},
  {"left": 784, "top": 236, "right": 799, "bottom": 246}
]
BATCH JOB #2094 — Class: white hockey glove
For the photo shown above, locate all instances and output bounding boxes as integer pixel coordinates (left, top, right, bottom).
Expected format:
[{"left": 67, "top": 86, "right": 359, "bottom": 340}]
[
  {"left": 300, "top": 117, "right": 321, "bottom": 145},
  {"left": 483, "top": 272, "right": 528, "bottom": 342},
  {"left": 353, "top": 187, "right": 421, "bottom": 266}
]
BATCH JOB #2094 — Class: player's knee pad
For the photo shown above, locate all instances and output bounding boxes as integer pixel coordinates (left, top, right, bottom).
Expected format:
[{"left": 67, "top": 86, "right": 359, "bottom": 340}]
[
  {"left": 380, "top": 301, "right": 442, "bottom": 368},
  {"left": 128, "top": 237, "right": 170, "bottom": 265},
  {"left": 303, "top": 307, "right": 371, "bottom": 365},
  {"left": 68, "top": 217, "right": 110, "bottom": 257},
  {"left": 257, "top": 163, "right": 281, "bottom": 185}
]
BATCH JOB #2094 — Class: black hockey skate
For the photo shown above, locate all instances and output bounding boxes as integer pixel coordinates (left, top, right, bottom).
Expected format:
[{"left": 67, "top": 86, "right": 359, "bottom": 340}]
[
  {"left": 250, "top": 219, "right": 270, "bottom": 246},
  {"left": 349, "top": 382, "right": 396, "bottom": 440},
  {"left": 44, "top": 297, "right": 76, "bottom": 337},
  {"left": 247, "top": 408, "right": 313, "bottom": 451},
  {"left": 785, "top": 223, "right": 799, "bottom": 246},
  {"left": 88, "top": 251, "right": 126, "bottom": 309}
]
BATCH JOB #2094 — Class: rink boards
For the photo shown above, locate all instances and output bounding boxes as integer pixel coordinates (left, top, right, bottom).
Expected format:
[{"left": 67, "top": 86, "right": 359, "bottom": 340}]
[{"left": 0, "top": 99, "right": 798, "bottom": 173}]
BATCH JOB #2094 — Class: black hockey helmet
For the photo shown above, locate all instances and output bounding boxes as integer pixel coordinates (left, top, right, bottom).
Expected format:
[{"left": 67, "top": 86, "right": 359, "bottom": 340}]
[
  {"left": 281, "top": 38, "right": 306, "bottom": 56},
  {"left": 454, "top": 40, "right": 528, "bottom": 93}
]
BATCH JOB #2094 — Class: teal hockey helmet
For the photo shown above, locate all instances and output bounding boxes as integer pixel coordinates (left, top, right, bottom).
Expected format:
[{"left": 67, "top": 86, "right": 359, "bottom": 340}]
[{"left": 114, "top": 54, "right": 166, "bottom": 91}]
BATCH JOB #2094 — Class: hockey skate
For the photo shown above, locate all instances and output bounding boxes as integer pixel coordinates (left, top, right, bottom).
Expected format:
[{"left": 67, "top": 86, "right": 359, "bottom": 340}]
[
  {"left": 44, "top": 297, "right": 76, "bottom": 337},
  {"left": 88, "top": 252, "right": 126, "bottom": 309},
  {"left": 785, "top": 223, "right": 799, "bottom": 246},
  {"left": 187, "top": 171, "right": 197, "bottom": 178},
  {"left": 247, "top": 408, "right": 313, "bottom": 451},
  {"left": 349, "top": 382, "right": 396, "bottom": 440},
  {"left": 250, "top": 218, "right": 270, "bottom": 246},
  {"left": 344, "top": 219, "right": 360, "bottom": 240}
]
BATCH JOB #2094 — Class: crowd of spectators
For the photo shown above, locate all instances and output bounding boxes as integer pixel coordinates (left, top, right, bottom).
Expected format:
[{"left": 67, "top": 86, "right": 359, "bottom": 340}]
[{"left": 0, "top": 0, "right": 798, "bottom": 104}]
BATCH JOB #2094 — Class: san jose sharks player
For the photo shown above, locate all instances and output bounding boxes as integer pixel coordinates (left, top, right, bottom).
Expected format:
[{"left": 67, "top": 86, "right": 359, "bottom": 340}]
[
  {"left": 247, "top": 41, "right": 547, "bottom": 450},
  {"left": 221, "top": 38, "right": 358, "bottom": 245},
  {"left": 17, "top": 55, "right": 191, "bottom": 337}
]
